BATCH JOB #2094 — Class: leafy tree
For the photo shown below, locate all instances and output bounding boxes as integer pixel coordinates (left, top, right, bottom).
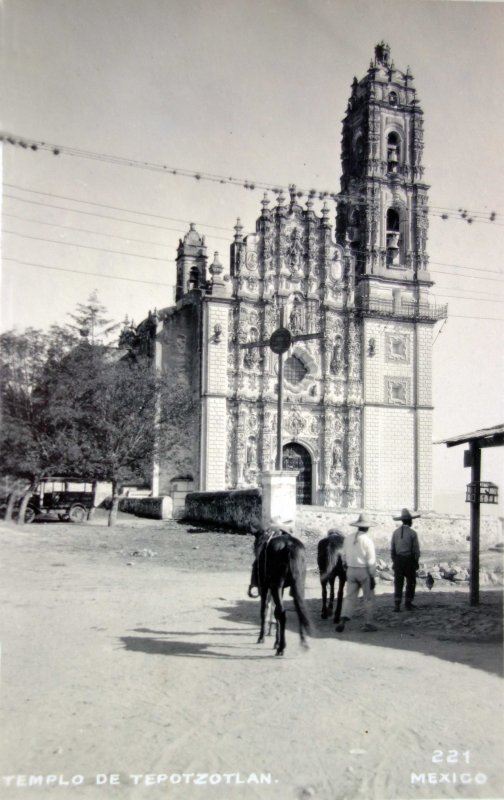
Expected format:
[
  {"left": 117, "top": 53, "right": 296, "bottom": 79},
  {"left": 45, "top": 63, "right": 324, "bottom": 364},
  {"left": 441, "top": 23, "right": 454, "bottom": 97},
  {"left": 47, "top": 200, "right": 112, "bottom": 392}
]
[
  {"left": 42, "top": 343, "right": 163, "bottom": 525},
  {"left": 0, "top": 326, "right": 78, "bottom": 521},
  {"left": 66, "top": 290, "right": 119, "bottom": 345}
]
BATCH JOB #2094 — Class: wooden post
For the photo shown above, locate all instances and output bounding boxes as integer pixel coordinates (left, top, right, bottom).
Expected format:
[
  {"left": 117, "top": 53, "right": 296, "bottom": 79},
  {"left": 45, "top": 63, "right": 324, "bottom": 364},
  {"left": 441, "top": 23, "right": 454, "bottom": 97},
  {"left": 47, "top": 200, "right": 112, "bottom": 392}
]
[
  {"left": 469, "top": 440, "right": 481, "bottom": 606},
  {"left": 274, "top": 305, "right": 285, "bottom": 471},
  {"left": 276, "top": 349, "right": 284, "bottom": 470}
]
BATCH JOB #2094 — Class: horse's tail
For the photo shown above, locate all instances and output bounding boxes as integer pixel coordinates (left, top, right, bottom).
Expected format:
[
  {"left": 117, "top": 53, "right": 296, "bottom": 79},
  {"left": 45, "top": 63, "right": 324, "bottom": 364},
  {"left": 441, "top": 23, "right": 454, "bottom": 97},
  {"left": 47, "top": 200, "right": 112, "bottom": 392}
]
[{"left": 288, "top": 547, "right": 311, "bottom": 634}]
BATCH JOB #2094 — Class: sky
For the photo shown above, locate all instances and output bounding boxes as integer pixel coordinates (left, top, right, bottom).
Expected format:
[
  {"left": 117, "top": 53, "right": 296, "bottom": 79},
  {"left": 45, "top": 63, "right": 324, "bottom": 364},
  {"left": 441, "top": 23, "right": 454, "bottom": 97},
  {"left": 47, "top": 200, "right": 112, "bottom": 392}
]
[{"left": 1, "top": 0, "right": 503, "bottom": 514}]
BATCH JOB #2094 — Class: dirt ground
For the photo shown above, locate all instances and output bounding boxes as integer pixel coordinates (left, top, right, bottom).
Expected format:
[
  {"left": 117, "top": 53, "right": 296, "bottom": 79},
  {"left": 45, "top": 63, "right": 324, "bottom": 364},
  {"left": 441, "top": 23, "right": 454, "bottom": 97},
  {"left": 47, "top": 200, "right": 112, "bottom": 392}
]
[{"left": 0, "top": 513, "right": 503, "bottom": 800}]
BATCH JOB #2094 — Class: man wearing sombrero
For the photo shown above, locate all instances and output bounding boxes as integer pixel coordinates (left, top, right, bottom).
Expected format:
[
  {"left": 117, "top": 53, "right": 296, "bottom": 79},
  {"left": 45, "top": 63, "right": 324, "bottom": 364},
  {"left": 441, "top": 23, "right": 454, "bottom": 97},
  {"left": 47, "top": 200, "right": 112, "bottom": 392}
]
[
  {"left": 391, "top": 508, "right": 421, "bottom": 612},
  {"left": 335, "top": 513, "right": 378, "bottom": 633}
]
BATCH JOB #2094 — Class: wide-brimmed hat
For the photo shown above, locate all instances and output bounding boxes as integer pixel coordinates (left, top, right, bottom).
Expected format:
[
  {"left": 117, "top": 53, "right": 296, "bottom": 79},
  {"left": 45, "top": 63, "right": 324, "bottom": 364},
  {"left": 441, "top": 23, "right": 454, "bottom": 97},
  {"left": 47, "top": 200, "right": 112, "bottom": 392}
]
[
  {"left": 393, "top": 508, "right": 421, "bottom": 521},
  {"left": 349, "top": 513, "right": 376, "bottom": 529},
  {"left": 267, "top": 517, "right": 294, "bottom": 535}
]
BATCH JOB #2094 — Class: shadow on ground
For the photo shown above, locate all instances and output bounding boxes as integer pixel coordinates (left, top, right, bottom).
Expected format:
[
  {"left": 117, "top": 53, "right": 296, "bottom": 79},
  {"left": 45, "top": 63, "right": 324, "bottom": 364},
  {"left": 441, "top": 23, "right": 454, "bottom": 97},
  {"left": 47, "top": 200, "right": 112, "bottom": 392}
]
[{"left": 118, "top": 589, "right": 503, "bottom": 675}]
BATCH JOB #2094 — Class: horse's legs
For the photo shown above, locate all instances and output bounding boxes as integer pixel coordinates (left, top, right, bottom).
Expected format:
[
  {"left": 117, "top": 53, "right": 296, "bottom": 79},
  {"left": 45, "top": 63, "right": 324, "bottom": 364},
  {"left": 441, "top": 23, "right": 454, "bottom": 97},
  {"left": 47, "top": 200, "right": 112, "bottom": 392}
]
[
  {"left": 321, "top": 579, "right": 329, "bottom": 619},
  {"left": 328, "top": 575, "right": 335, "bottom": 615},
  {"left": 266, "top": 591, "right": 275, "bottom": 636},
  {"left": 271, "top": 586, "right": 286, "bottom": 656},
  {"left": 334, "top": 572, "right": 346, "bottom": 623},
  {"left": 257, "top": 590, "right": 267, "bottom": 643}
]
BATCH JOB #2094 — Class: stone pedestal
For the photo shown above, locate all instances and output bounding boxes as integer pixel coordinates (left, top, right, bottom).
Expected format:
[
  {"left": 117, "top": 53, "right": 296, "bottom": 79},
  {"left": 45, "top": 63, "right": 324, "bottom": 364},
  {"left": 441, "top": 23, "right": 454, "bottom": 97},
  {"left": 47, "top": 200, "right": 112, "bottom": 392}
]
[
  {"left": 260, "top": 471, "right": 298, "bottom": 530},
  {"left": 170, "top": 479, "right": 194, "bottom": 520}
]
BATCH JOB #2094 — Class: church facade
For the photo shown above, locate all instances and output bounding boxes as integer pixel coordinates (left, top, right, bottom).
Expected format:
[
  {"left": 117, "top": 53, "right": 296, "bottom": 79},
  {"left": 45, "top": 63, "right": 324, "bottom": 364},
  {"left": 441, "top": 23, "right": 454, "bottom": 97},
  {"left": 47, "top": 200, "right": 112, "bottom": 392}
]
[{"left": 131, "top": 43, "right": 446, "bottom": 511}]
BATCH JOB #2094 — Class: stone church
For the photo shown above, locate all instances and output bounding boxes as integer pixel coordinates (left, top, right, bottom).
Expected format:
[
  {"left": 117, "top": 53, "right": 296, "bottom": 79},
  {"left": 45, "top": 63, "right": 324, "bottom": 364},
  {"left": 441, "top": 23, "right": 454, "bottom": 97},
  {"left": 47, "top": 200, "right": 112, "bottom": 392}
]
[{"left": 129, "top": 43, "right": 447, "bottom": 511}]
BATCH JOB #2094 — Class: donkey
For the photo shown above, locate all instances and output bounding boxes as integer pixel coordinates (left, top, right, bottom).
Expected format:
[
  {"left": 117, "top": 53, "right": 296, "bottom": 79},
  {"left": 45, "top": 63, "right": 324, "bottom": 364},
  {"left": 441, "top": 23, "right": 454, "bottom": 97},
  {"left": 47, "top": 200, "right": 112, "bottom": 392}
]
[
  {"left": 248, "top": 527, "right": 311, "bottom": 656},
  {"left": 317, "top": 529, "right": 346, "bottom": 623}
]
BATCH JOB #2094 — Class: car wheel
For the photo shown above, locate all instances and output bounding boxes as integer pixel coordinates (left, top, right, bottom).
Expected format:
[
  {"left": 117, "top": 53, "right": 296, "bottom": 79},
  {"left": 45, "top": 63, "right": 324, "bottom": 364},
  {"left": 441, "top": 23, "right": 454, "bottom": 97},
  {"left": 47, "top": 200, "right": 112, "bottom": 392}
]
[{"left": 68, "top": 505, "right": 86, "bottom": 523}]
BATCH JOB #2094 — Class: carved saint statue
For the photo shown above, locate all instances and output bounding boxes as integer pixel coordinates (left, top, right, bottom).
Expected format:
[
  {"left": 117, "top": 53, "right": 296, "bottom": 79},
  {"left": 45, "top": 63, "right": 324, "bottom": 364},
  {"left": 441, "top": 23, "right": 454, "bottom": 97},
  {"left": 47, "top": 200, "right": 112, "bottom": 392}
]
[
  {"left": 287, "top": 228, "right": 303, "bottom": 271},
  {"left": 330, "top": 336, "right": 343, "bottom": 374},
  {"left": 289, "top": 303, "right": 303, "bottom": 334},
  {"left": 247, "top": 438, "right": 257, "bottom": 466}
]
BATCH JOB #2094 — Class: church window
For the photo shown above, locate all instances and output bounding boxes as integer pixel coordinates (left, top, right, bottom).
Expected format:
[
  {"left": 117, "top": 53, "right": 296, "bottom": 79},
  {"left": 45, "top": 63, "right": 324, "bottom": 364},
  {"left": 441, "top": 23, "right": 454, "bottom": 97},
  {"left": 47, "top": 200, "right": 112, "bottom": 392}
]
[
  {"left": 387, "top": 132, "right": 400, "bottom": 173},
  {"left": 388, "top": 91, "right": 398, "bottom": 106},
  {"left": 284, "top": 354, "right": 308, "bottom": 385},
  {"left": 386, "top": 208, "right": 401, "bottom": 266}
]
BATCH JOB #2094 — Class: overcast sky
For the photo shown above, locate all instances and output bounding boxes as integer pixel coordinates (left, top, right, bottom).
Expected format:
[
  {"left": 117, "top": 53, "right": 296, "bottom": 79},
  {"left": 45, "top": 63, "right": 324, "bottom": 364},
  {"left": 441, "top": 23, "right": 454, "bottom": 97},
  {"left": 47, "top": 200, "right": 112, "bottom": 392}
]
[{"left": 1, "top": 0, "right": 503, "bottom": 513}]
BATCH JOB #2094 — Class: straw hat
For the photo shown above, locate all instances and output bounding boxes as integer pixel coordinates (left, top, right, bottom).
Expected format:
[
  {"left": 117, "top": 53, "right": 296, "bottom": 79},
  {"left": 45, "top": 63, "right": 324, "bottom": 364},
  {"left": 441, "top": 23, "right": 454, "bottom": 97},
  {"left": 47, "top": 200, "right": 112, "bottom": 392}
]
[
  {"left": 392, "top": 508, "right": 421, "bottom": 521},
  {"left": 267, "top": 517, "right": 294, "bottom": 535},
  {"left": 349, "top": 512, "right": 376, "bottom": 529}
]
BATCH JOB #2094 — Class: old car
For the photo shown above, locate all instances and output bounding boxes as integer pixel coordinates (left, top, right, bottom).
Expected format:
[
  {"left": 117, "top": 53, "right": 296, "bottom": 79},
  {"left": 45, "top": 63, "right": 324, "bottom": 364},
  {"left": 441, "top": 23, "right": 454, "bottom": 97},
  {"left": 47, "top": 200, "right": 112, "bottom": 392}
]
[{"left": 23, "top": 477, "right": 98, "bottom": 523}]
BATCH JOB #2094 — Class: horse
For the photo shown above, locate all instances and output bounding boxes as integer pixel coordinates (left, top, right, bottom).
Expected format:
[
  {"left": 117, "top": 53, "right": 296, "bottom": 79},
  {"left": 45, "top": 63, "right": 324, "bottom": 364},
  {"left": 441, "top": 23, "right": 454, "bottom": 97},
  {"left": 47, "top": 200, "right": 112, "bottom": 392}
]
[
  {"left": 317, "top": 529, "right": 346, "bottom": 622},
  {"left": 248, "top": 527, "right": 311, "bottom": 656}
]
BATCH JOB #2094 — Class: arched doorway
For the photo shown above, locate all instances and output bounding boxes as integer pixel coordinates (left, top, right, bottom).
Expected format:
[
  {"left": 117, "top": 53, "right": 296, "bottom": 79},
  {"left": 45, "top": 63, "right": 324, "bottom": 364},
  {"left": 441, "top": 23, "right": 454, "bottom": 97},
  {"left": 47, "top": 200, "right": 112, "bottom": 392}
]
[{"left": 282, "top": 442, "right": 312, "bottom": 505}]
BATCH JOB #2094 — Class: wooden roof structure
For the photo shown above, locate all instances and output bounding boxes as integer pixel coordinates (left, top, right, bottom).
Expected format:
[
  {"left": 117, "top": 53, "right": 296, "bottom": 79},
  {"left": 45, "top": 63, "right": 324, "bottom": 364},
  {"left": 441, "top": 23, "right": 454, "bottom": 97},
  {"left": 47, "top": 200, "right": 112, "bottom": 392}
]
[
  {"left": 436, "top": 424, "right": 504, "bottom": 449},
  {"left": 436, "top": 423, "right": 503, "bottom": 606}
]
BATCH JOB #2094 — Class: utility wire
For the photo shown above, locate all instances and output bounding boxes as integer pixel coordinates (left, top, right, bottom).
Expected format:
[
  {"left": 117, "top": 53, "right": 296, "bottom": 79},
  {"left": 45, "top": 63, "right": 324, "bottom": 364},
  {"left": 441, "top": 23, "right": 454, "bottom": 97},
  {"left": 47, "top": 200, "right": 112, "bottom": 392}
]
[
  {"left": 3, "top": 183, "right": 234, "bottom": 233},
  {"left": 2, "top": 131, "right": 500, "bottom": 226},
  {"left": 4, "top": 229, "right": 171, "bottom": 263},
  {"left": 6, "top": 228, "right": 503, "bottom": 301},
  {"left": 3, "top": 193, "right": 233, "bottom": 243},
  {"left": 3, "top": 212, "right": 176, "bottom": 250},
  {"left": 5, "top": 194, "right": 503, "bottom": 279},
  {"left": 2, "top": 257, "right": 173, "bottom": 288}
]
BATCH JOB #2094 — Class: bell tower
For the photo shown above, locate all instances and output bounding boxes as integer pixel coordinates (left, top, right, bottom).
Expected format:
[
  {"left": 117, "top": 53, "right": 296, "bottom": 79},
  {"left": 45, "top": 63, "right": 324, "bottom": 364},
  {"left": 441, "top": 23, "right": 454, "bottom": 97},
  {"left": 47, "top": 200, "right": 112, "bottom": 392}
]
[
  {"left": 337, "top": 41, "right": 429, "bottom": 278},
  {"left": 337, "top": 43, "right": 447, "bottom": 511}
]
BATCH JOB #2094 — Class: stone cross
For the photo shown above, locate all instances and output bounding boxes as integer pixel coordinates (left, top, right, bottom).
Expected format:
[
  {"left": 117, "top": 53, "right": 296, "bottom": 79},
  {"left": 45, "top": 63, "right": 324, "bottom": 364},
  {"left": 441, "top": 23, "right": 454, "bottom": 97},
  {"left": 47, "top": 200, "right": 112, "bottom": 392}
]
[{"left": 240, "top": 305, "right": 322, "bottom": 470}]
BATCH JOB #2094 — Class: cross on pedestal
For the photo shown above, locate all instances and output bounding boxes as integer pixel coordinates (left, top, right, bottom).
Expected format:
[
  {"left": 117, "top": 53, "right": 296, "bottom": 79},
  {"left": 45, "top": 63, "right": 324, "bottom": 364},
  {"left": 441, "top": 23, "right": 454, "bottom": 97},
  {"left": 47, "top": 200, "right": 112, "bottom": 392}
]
[{"left": 240, "top": 306, "right": 322, "bottom": 470}]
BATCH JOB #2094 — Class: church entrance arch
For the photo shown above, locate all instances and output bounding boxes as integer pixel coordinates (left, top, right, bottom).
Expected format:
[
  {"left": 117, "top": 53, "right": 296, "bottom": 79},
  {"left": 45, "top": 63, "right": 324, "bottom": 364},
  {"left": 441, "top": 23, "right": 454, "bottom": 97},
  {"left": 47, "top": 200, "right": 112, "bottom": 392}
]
[{"left": 282, "top": 442, "right": 312, "bottom": 505}]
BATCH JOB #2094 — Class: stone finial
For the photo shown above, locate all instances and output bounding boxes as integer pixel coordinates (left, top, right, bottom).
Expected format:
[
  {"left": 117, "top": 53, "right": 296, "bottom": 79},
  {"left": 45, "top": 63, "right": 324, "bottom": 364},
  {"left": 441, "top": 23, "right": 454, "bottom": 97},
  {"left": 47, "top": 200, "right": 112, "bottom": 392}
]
[
  {"left": 261, "top": 192, "right": 270, "bottom": 210},
  {"left": 209, "top": 251, "right": 223, "bottom": 278},
  {"left": 234, "top": 218, "right": 244, "bottom": 240},
  {"left": 289, "top": 184, "right": 297, "bottom": 204},
  {"left": 277, "top": 190, "right": 286, "bottom": 206},
  {"left": 375, "top": 41, "right": 391, "bottom": 66}
]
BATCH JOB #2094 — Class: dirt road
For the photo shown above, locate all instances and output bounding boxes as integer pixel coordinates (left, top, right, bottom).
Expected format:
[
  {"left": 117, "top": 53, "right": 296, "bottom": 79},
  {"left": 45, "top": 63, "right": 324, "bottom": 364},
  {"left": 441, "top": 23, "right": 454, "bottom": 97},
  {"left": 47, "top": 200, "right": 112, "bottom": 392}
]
[{"left": 0, "top": 518, "right": 502, "bottom": 800}]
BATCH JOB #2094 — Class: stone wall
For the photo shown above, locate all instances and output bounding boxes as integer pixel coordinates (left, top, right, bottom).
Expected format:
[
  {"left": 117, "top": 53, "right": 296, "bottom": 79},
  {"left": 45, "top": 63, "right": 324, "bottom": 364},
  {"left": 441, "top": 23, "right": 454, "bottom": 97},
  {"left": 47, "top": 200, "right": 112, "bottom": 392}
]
[
  {"left": 184, "top": 489, "right": 261, "bottom": 531},
  {"left": 296, "top": 506, "right": 504, "bottom": 551},
  {"left": 119, "top": 496, "right": 173, "bottom": 520}
]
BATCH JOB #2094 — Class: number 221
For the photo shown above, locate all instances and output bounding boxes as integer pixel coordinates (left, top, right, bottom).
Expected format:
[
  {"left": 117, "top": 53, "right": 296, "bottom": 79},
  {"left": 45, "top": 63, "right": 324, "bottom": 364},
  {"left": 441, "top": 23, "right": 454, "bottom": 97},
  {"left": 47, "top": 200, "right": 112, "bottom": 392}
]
[{"left": 432, "top": 750, "right": 470, "bottom": 764}]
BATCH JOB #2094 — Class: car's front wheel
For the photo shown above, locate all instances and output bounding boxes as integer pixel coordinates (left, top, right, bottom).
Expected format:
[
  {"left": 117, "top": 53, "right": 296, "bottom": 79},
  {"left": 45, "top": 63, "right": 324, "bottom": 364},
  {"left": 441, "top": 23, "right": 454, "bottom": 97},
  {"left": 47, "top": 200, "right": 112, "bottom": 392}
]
[{"left": 68, "top": 505, "right": 86, "bottom": 523}]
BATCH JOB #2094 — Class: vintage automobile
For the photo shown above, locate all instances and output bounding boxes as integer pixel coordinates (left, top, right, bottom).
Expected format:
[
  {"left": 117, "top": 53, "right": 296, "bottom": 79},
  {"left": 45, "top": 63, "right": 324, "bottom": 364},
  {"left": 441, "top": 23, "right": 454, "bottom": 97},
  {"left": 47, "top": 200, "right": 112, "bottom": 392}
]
[{"left": 23, "top": 477, "right": 97, "bottom": 523}]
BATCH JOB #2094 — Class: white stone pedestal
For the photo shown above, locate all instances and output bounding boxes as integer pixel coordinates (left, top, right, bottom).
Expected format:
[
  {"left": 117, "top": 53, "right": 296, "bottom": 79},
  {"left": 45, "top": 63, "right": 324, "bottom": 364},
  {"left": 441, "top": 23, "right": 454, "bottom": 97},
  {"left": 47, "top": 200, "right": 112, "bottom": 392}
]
[{"left": 260, "top": 471, "right": 298, "bottom": 530}]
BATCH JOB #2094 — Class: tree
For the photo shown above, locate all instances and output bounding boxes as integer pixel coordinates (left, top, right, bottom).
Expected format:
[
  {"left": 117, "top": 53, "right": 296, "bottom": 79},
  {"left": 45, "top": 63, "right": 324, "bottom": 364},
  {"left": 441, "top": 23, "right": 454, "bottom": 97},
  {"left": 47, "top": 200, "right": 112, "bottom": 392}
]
[
  {"left": 39, "top": 343, "right": 177, "bottom": 526},
  {"left": 66, "top": 290, "right": 120, "bottom": 345},
  {"left": 0, "top": 326, "right": 78, "bottom": 521}
]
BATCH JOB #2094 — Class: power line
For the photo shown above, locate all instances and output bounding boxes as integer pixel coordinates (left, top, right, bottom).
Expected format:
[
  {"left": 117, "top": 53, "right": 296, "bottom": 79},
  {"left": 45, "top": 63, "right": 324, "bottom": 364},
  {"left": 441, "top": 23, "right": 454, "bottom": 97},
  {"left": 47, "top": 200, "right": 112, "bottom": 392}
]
[
  {"left": 4, "top": 229, "right": 173, "bottom": 263},
  {"left": 3, "top": 212, "right": 176, "bottom": 250},
  {"left": 3, "top": 193, "right": 233, "bottom": 243},
  {"left": 4, "top": 182, "right": 234, "bottom": 233},
  {"left": 7, "top": 225, "right": 503, "bottom": 298},
  {"left": 448, "top": 313, "right": 504, "bottom": 321},
  {"left": 432, "top": 269, "right": 504, "bottom": 285},
  {"left": 4, "top": 258, "right": 503, "bottom": 321},
  {"left": 5, "top": 193, "right": 504, "bottom": 281},
  {"left": 432, "top": 292, "right": 503, "bottom": 305},
  {"left": 2, "top": 131, "right": 501, "bottom": 226},
  {"left": 3, "top": 257, "right": 173, "bottom": 288}
]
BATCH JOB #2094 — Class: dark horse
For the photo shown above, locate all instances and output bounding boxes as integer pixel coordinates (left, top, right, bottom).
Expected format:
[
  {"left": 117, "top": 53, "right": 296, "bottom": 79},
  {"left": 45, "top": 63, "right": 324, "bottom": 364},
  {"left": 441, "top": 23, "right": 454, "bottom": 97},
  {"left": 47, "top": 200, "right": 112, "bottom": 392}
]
[
  {"left": 248, "top": 528, "right": 311, "bottom": 656},
  {"left": 317, "top": 529, "right": 346, "bottom": 622}
]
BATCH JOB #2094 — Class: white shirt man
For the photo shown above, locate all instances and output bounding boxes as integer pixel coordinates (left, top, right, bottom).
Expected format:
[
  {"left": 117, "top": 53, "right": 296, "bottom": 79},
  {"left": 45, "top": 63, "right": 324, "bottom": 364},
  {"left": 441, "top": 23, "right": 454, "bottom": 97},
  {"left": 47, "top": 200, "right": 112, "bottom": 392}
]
[{"left": 336, "top": 513, "right": 378, "bottom": 633}]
